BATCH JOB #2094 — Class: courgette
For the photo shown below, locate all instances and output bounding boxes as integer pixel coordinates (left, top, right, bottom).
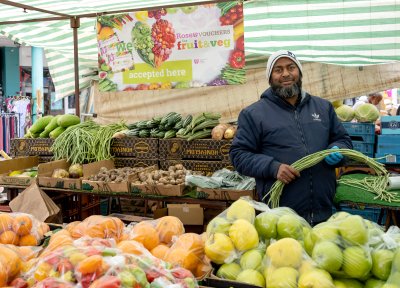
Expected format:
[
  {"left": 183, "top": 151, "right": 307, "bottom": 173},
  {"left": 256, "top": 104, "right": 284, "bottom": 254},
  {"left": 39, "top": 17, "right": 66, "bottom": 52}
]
[
  {"left": 187, "top": 129, "right": 212, "bottom": 141},
  {"left": 192, "top": 119, "right": 220, "bottom": 134},
  {"left": 160, "top": 112, "right": 177, "bottom": 126},
  {"left": 164, "top": 130, "right": 176, "bottom": 139},
  {"left": 182, "top": 115, "right": 193, "bottom": 128}
]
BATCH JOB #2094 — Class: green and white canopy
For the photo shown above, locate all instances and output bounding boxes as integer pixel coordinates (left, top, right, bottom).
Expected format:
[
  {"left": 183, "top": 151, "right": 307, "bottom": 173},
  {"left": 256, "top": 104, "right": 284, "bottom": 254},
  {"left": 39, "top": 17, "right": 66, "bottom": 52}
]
[{"left": 1, "top": 0, "right": 400, "bottom": 100}]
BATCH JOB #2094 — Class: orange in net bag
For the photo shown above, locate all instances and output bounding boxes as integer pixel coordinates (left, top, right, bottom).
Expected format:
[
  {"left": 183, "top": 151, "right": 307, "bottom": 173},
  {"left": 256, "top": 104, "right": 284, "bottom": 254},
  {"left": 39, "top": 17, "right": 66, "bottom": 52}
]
[
  {"left": 68, "top": 215, "right": 125, "bottom": 241},
  {"left": 0, "top": 213, "right": 49, "bottom": 246}
]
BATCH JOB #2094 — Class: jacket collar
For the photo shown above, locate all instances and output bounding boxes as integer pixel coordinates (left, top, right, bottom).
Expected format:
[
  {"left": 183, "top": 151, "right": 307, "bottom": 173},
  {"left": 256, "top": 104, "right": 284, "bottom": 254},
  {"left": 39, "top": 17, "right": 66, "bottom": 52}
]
[{"left": 261, "top": 87, "right": 309, "bottom": 109}]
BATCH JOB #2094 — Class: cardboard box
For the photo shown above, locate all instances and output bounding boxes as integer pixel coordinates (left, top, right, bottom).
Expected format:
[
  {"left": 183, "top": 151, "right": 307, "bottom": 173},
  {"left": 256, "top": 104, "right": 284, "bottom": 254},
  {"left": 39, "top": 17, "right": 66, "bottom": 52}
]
[
  {"left": 82, "top": 161, "right": 157, "bottom": 193},
  {"left": 38, "top": 156, "right": 54, "bottom": 164},
  {"left": 166, "top": 204, "right": 204, "bottom": 225},
  {"left": 196, "top": 188, "right": 255, "bottom": 200},
  {"left": 0, "top": 156, "right": 39, "bottom": 186},
  {"left": 81, "top": 160, "right": 130, "bottom": 193},
  {"left": 38, "top": 159, "right": 84, "bottom": 190},
  {"left": 131, "top": 183, "right": 185, "bottom": 197},
  {"left": 108, "top": 213, "right": 153, "bottom": 224},
  {"left": 160, "top": 160, "right": 234, "bottom": 175},
  {"left": 381, "top": 116, "right": 400, "bottom": 135},
  {"left": 110, "top": 138, "right": 159, "bottom": 158},
  {"left": 11, "top": 138, "right": 54, "bottom": 156},
  {"left": 113, "top": 158, "right": 159, "bottom": 169},
  {"left": 159, "top": 139, "right": 231, "bottom": 161}
]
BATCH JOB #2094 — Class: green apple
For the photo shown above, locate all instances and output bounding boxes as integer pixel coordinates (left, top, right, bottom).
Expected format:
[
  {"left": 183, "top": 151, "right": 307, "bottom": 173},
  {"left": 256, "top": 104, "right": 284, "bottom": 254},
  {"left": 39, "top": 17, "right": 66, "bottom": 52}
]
[
  {"left": 229, "top": 219, "right": 259, "bottom": 251},
  {"left": 298, "top": 269, "right": 334, "bottom": 288},
  {"left": 312, "top": 240, "right": 343, "bottom": 273},
  {"left": 312, "top": 223, "right": 339, "bottom": 243},
  {"left": 342, "top": 246, "right": 372, "bottom": 279},
  {"left": 254, "top": 212, "right": 278, "bottom": 239},
  {"left": 386, "top": 271, "right": 400, "bottom": 286},
  {"left": 240, "top": 249, "right": 263, "bottom": 271},
  {"left": 216, "top": 262, "right": 241, "bottom": 280},
  {"left": 226, "top": 199, "right": 255, "bottom": 223},
  {"left": 266, "top": 238, "right": 303, "bottom": 269},
  {"left": 277, "top": 214, "right": 303, "bottom": 240},
  {"left": 365, "top": 278, "right": 386, "bottom": 288},
  {"left": 335, "top": 278, "right": 364, "bottom": 288},
  {"left": 392, "top": 248, "right": 400, "bottom": 271},
  {"left": 333, "top": 279, "right": 347, "bottom": 288},
  {"left": 180, "top": 6, "right": 198, "bottom": 14},
  {"left": 236, "top": 269, "right": 265, "bottom": 288},
  {"left": 371, "top": 249, "right": 394, "bottom": 280},
  {"left": 206, "top": 217, "right": 231, "bottom": 235},
  {"left": 204, "top": 233, "right": 236, "bottom": 264},
  {"left": 266, "top": 267, "right": 298, "bottom": 288},
  {"left": 328, "top": 211, "right": 350, "bottom": 222},
  {"left": 304, "top": 230, "right": 315, "bottom": 256},
  {"left": 339, "top": 215, "right": 368, "bottom": 245}
]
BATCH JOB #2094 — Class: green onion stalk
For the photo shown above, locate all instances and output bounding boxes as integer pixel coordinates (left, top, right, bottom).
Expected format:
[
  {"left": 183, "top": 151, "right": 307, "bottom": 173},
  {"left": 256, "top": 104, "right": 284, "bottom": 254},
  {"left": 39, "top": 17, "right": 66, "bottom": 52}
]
[{"left": 262, "top": 149, "right": 393, "bottom": 208}]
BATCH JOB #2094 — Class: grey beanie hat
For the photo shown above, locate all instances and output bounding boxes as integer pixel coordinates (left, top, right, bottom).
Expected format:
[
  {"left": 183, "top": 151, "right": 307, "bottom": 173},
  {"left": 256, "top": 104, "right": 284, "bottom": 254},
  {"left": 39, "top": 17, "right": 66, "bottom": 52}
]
[{"left": 266, "top": 50, "right": 303, "bottom": 82}]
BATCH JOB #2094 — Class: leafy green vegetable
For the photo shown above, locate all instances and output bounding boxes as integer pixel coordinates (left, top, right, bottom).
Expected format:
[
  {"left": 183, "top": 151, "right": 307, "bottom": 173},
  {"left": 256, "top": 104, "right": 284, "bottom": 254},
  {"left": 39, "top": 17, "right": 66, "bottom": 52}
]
[{"left": 335, "top": 105, "right": 355, "bottom": 122}]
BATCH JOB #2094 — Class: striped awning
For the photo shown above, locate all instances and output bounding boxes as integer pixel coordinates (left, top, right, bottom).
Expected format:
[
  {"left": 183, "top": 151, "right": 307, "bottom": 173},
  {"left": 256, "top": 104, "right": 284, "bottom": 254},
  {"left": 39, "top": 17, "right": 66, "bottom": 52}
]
[
  {"left": 244, "top": 0, "right": 400, "bottom": 67},
  {"left": 1, "top": 0, "right": 400, "bottom": 100}
]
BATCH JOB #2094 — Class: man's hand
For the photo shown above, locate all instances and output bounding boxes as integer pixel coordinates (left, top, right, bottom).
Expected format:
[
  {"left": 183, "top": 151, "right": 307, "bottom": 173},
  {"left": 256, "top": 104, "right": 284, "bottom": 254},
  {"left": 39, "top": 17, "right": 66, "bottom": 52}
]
[
  {"left": 276, "top": 164, "right": 300, "bottom": 184},
  {"left": 324, "top": 146, "right": 343, "bottom": 165}
]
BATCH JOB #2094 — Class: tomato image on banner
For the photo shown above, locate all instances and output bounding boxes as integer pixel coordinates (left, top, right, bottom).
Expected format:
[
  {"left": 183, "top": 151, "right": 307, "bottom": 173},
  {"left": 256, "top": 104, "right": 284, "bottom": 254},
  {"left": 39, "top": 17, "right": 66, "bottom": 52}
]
[{"left": 96, "top": 1, "right": 245, "bottom": 92}]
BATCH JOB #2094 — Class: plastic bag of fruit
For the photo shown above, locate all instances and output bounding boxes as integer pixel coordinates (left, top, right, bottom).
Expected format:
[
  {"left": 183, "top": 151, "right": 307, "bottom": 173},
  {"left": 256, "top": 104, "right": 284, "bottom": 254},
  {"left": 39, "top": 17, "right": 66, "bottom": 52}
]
[
  {"left": 124, "top": 216, "right": 211, "bottom": 278},
  {"left": 204, "top": 197, "right": 311, "bottom": 266},
  {"left": 264, "top": 237, "right": 336, "bottom": 288},
  {"left": 124, "top": 215, "right": 185, "bottom": 249},
  {"left": 303, "top": 210, "right": 392, "bottom": 285},
  {"left": 0, "top": 212, "right": 50, "bottom": 246},
  {"left": 65, "top": 215, "right": 125, "bottom": 241},
  {"left": 162, "top": 232, "right": 212, "bottom": 279},
  {"left": 0, "top": 243, "right": 26, "bottom": 287},
  {"left": 19, "top": 235, "right": 199, "bottom": 288}
]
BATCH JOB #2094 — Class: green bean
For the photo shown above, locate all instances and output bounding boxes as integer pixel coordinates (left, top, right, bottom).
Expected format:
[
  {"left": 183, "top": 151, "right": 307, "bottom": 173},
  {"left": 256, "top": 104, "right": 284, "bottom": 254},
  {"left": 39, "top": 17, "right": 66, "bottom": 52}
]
[{"left": 263, "top": 149, "right": 391, "bottom": 208}]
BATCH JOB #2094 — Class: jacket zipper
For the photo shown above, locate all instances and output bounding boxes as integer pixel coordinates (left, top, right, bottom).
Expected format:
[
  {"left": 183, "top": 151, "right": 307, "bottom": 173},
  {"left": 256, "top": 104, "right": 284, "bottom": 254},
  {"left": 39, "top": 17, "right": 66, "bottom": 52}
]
[{"left": 294, "top": 109, "right": 314, "bottom": 225}]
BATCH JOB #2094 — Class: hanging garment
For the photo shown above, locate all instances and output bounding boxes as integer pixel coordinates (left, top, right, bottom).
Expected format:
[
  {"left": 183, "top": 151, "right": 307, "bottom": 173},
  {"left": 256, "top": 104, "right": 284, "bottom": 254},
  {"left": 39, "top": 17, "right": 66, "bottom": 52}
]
[{"left": 12, "top": 98, "right": 30, "bottom": 137}]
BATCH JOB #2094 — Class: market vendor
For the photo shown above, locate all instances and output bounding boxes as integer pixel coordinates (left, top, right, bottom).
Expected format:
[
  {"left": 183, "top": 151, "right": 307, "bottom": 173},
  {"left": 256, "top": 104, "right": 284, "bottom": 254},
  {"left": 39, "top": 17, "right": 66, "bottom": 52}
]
[{"left": 229, "top": 50, "right": 353, "bottom": 225}]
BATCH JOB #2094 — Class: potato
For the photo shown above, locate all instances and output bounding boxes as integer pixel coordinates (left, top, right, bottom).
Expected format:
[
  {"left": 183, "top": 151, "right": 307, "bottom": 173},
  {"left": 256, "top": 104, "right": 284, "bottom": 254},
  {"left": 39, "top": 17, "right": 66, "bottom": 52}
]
[{"left": 175, "top": 164, "right": 184, "bottom": 170}]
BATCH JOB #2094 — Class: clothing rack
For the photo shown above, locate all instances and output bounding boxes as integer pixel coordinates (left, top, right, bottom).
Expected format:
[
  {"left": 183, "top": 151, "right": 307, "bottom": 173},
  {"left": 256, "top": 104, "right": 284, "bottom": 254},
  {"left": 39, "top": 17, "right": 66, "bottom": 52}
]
[{"left": 0, "top": 112, "right": 20, "bottom": 154}]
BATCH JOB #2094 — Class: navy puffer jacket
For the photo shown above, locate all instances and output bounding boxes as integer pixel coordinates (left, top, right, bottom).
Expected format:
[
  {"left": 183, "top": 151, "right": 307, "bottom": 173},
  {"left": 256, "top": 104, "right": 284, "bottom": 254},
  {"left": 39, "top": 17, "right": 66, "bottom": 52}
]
[{"left": 229, "top": 88, "right": 353, "bottom": 224}]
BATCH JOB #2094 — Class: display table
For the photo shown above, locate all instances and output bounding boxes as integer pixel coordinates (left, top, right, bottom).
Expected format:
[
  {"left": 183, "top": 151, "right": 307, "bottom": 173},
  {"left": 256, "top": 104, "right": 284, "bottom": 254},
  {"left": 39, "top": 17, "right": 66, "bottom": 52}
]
[
  {"left": 0, "top": 184, "right": 230, "bottom": 222},
  {"left": 335, "top": 173, "right": 400, "bottom": 229}
]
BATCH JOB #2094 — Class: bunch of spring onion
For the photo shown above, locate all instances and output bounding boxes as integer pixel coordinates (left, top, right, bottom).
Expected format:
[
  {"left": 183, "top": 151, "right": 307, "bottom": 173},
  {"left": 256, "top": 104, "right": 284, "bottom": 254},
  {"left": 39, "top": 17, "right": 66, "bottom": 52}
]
[{"left": 262, "top": 149, "right": 395, "bottom": 208}]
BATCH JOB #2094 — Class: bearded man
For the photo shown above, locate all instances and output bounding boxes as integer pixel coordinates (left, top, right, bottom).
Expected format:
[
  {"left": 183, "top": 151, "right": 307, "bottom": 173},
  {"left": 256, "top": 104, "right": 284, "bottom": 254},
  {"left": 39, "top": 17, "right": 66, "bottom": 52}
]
[{"left": 229, "top": 50, "right": 353, "bottom": 225}]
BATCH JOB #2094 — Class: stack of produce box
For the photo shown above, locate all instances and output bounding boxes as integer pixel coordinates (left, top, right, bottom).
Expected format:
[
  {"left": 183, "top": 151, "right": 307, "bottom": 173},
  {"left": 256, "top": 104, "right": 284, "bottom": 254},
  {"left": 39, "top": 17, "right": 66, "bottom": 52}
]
[
  {"left": 342, "top": 122, "right": 376, "bottom": 158},
  {"left": 110, "top": 137, "right": 159, "bottom": 169},
  {"left": 375, "top": 115, "right": 400, "bottom": 164},
  {"left": 159, "top": 138, "right": 233, "bottom": 175}
]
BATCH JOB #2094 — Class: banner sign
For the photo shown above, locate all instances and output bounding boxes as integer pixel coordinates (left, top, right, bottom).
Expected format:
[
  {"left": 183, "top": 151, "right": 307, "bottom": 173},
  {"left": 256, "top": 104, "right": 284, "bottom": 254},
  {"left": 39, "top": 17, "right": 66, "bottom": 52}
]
[{"left": 97, "top": 1, "right": 245, "bottom": 92}]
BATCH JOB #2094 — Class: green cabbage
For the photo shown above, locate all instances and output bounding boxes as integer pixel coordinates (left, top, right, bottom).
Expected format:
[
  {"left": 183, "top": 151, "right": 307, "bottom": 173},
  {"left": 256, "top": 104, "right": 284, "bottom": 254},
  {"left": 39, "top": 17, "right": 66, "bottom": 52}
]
[
  {"left": 354, "top": 103, "right": 380, "bottom": 123},
  {"left": 335, "top": 105, "right": 355, "bottom": 122}
]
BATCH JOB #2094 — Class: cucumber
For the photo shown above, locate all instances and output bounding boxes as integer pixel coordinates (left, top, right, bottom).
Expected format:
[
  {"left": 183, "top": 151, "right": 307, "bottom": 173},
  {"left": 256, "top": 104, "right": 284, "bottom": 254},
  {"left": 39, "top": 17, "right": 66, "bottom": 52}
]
[
  {"left": 57, "top": 114, "right": 80, "bottom": 128},
  {"left": 29, "top": 115, "right": 54, "bottom": 134}
]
